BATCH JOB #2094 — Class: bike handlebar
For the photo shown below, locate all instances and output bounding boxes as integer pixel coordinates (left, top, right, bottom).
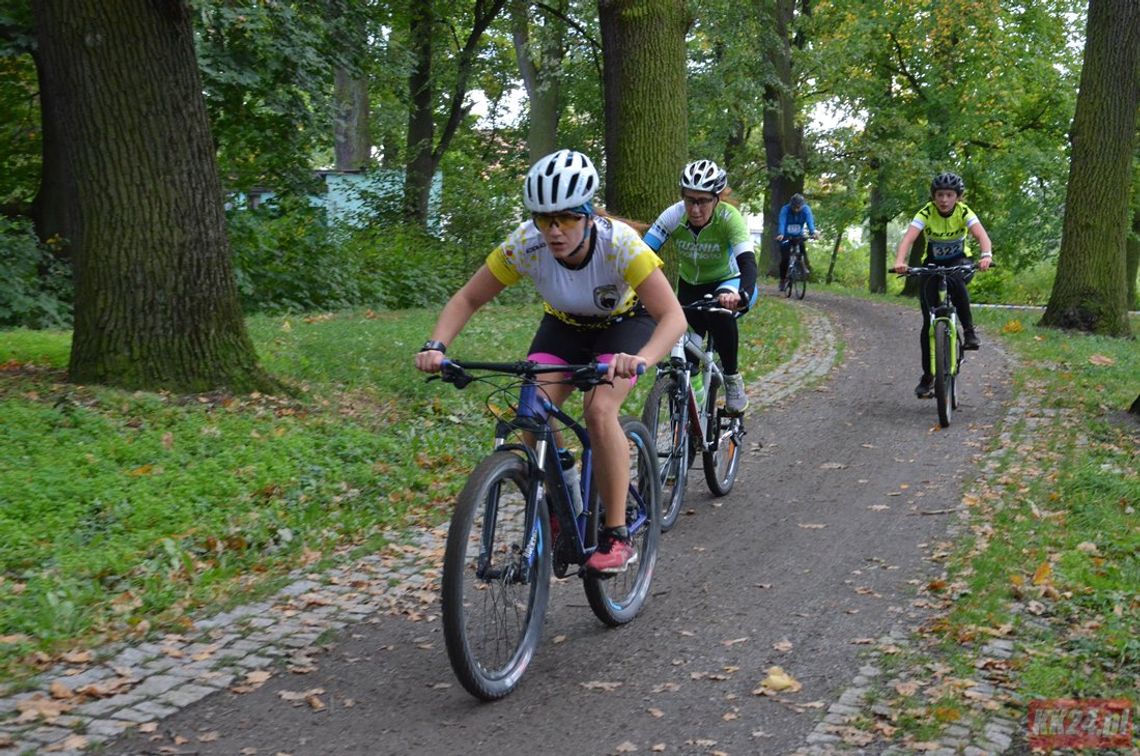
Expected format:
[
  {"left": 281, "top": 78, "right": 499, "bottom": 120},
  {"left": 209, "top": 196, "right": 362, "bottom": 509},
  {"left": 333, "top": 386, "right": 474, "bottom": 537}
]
[
  {"left": 897, "top": 262, "right": 978, "bottom": 278},
  {"left": 436, "top": 359, "right": 643, "bottom": 389},
  {"left": 682, "top": 295, "right": 744, "bottom": 317}
]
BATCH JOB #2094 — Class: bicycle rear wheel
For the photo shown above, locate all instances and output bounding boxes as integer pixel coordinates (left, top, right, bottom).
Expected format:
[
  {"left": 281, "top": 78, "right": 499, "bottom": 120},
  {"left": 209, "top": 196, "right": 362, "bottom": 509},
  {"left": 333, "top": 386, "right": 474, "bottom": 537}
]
[
  {"left": 584, "top": 417, "right": 662, "bottom": 626},
  {"left": 442, "top": 451, "right": 550, "bottom": 700},
  {"left": 934, "top": 321, "right": 953, "bottom": 428},
  {"left": 641, "top": 375, "right": 691, "bottom": 532},
  {"left": 701, "top": 374, "right": 742, "bottom": 496}
]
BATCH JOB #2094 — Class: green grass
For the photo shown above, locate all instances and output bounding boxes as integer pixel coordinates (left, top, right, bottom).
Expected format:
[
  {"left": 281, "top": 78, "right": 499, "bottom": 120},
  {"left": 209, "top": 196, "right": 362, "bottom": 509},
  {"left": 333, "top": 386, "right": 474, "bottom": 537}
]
[{"left": 0, "top": 300, "right": 801, "bottom": 682}]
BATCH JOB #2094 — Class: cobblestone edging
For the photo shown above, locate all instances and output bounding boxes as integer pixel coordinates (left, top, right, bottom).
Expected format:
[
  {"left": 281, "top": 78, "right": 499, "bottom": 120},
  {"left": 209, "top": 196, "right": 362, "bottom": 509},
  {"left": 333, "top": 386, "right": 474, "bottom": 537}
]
[
  {"left": 749, "top": 301, "right": 839, "bottom": 410},
  {"left": 791, "top": 378, "right": 1065, "bottom": 755},
  {"left": 0, "top": 304, "right": 841, "bottom": 756},
  {"left": 0, "top": 527, "right": 447, "bottom": 755}
]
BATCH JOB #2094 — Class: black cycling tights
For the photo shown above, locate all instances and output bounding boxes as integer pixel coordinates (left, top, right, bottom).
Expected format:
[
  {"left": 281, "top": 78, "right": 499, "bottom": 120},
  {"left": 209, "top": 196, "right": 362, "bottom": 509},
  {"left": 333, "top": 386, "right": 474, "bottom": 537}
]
[
  {"left": 918, "top": 268, "right": 973, "bottom": 375},
  {"left": 677, "top": 279, "right": 741, "bottom": 375}
]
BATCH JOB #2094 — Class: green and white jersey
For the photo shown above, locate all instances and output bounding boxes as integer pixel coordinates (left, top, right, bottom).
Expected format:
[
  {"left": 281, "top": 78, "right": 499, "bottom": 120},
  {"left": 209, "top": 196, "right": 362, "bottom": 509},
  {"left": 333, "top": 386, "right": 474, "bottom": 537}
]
[
  {"left": 644, "top": 201, "right": 754, "bottom": 285},
  {"left": 911, "top": 201, "right": 980, "bottom": 260}
]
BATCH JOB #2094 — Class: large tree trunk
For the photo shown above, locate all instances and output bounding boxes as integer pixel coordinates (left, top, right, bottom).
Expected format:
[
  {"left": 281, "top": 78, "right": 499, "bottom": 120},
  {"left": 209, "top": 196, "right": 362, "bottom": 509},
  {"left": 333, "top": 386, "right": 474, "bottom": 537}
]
[
  {"left": 868, "top": 179, "right": 888, "bottom": 294},
  {"left": 511, "top": 0, "right": 566, "bottom": 164},
  {"left": 761, "top": 0, "right": 805, "bottom": 278},
  {"left": 333, "top": 71, "right": 371, "bottom": 171},
  {"left": 598, "top": 0, "right": 688, "bottom": 225},
  {"left": 33, "top": 0, "right": 270, "bottom": 393},
  {"left": 1040, "top": 0, "right": 1138, "bottom": 336},
  {"left": 404, "top": 0, "right": 435, "bottom": 222},
  {"left": 29, "top": 47, "right": 79, "bottom": 255},
  {"left": 330, "top": 0, "right": 371, "bottom": 172},
  {"left": 1127, "top": 161, "right": 1139, "bottom": 310}
]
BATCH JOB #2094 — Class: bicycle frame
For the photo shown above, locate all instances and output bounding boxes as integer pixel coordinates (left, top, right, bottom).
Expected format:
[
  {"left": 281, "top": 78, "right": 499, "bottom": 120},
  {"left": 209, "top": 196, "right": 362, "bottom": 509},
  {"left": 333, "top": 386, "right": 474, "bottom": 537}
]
[
  {"left": 664, "top": 313, "right": 728, "bottom": 452},
  {"left": 452, "top": 362, "right": 651, "bottom": 569},
  {"left": 917, "top": 269, "right": 965, "bottom": 378}
]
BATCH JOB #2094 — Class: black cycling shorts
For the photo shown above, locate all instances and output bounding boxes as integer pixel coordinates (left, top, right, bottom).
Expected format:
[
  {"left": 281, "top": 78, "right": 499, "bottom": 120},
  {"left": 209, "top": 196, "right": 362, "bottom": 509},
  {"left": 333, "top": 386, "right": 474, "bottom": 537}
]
[{"left": 528, "top": 309, "right": 656, "bottom": 367}]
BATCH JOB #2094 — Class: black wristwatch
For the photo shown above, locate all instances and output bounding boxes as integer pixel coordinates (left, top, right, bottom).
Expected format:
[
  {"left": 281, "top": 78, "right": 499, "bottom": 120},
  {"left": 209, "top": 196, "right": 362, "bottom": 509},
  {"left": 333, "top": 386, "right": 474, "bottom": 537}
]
[{"left": 419, "top": 339, "right": 447, "bottom": 354}]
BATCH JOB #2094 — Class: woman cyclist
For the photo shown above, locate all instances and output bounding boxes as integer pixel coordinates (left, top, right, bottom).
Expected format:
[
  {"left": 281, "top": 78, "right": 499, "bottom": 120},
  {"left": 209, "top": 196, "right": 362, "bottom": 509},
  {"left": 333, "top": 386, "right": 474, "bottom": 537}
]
[
  {"left": 893, "top": 171, "right": 993, "bottom": 399},
  {"left": 642, "top": 159, "right": 757, "bottom": 415},
  {"left": 414, "top": 149, "right": 686, "bottom": 574}
]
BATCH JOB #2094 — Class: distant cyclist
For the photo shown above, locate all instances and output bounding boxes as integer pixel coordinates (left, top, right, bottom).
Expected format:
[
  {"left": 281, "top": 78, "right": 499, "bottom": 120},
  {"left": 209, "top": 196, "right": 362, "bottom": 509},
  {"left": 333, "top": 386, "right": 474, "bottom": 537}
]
[
  {"left": 775, "top": 193, "right": 819, "bottom": 291},
  {"left": 643, "top": 159, "right": 757, "bottom": 415},
  {"left": 893, "top": 171, "right": 993, "bottom": 399}
]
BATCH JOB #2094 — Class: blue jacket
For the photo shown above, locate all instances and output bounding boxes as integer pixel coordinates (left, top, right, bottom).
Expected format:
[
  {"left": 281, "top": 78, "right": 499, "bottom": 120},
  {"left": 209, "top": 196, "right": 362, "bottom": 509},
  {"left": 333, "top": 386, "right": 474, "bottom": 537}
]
[{"left": 777, "top": 204, "right": 816, "bottom": 238}]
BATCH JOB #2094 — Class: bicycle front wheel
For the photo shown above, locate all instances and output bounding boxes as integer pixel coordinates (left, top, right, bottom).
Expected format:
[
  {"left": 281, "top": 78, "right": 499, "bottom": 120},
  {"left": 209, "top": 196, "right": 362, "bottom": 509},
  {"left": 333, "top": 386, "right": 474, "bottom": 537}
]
[
  {"left": 584, "top": 417, "right": 662, "bottom": 627},
  {"left": 793, "top": 264, "right": 807, "bottom": 300},
  {"left": 701, "top": 374, "right": 742, "bottom": 496},
  {"left": 641, "top": 375, "right": 691, "bottom": 532},
  {"left": 934, "top": 321, "right": 953, "bottom": 428},
  {"left": 442, "top": 451, "right": 550, "bottom": 700}
]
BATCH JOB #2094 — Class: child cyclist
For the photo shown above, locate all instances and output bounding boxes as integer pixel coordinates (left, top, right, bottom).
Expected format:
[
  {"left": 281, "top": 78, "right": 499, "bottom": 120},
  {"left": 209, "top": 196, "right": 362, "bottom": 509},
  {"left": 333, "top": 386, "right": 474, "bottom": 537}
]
[
  {"left": 642, "top": 159, "right": 758, "bottom": 415},
  {"left": 893, "top": 171, "right": 993, "bottom": 399},
  {"left": 414, "top": 149, "right": 686, "bottom": 574}
]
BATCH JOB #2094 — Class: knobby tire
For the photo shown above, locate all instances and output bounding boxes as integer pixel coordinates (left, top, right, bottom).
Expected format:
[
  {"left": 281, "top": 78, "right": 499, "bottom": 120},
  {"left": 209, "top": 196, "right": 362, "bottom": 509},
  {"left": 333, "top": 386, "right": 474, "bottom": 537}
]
[
  {"left": 701, "top": 373, "right": 741, "bottom": 496},
  {"left": 934, "top": 321, "right": 953, "bottom": 428},
  {"left": 641, "top": 375, "right": 691, "bottom": 532},
  {"left": 584, "top": 417, "right": 662, "bottom": 626},
  {"left": 442, "top": 451, "right": 550, "bottom": 700}
]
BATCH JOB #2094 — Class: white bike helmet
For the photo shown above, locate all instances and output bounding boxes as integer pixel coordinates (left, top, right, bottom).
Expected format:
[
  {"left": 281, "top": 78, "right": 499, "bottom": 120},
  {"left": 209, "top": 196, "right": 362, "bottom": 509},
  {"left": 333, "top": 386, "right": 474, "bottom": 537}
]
[
  {"left": 680, "top": 159, "right": 728, "bottom": 195},
  {"left": 523, "top": 149, "right": 598, "bottom": 213}
]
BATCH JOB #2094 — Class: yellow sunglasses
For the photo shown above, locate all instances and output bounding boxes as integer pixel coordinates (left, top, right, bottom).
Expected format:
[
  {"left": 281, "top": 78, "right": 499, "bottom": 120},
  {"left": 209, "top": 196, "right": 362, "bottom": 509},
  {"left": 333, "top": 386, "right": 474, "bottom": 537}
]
[{"left": 532, "top": 212, "right": 587, "bottom": 231}]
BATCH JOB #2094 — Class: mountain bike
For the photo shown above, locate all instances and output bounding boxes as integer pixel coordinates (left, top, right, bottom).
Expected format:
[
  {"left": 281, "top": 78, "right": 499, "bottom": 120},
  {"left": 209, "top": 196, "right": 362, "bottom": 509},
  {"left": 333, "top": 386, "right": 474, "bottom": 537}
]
[
  {"left": 784, "top": 238, "right": 809, "bottom": 300},
  {"left": 641, "top": 298, "right": 746, "bottom": 530},
  {"left": 432, "top": 359, "right": 661, "bottom": 700},
  {"left": 899, "top": 262, "right": 976, "bottom": 428}
]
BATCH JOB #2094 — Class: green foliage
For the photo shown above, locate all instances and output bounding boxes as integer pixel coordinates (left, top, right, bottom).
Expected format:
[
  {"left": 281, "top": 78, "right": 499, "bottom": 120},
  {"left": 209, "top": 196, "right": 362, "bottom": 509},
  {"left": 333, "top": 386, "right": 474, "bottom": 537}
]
[
  {"left": 227, "top": 199, "right": 508, "bottom": 314},
  {"left": 0, "top": 7, "right": 39, "bottom": 209},
  {"left": 193, "top": 1, "right": 349, "bottom": 194},
  {"left": 0, "top": 217, "right": 72, "bottom": 329}
]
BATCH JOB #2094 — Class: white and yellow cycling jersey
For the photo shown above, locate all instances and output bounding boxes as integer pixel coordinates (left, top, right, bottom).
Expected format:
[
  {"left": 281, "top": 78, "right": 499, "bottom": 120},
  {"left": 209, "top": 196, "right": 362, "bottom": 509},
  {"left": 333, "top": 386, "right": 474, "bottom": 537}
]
[{"left": 486, "top": 216, "right": 663, "bottom": 326}]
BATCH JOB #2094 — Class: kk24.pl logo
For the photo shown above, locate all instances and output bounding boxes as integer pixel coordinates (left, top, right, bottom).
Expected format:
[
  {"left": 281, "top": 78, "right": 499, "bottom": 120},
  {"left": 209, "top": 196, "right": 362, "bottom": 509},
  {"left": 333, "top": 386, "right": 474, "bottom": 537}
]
[{"left": 1027, "top": 699, "right": 1133, "bottom": 749}]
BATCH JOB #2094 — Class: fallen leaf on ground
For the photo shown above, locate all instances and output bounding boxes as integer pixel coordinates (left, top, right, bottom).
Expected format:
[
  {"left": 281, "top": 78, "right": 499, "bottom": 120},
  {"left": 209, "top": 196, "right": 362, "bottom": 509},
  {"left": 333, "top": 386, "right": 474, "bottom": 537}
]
[
  {"left": 721, "top": 637, "right": 748, "bottom": 646},
  {"left": 615, "top": 740, "right": 637, "bottom": 752},
  {"left": 198, "top": 731, "right": 221, "bottom": 742},
  {"left": 798, "top": 523, "right": 826, "bottom": 529},
  {"left": 581, "top": 680, "right": 622, "bottom": 691},
  {"left": 753, "top": 666, "right": 803, "bottom": 695},
  {"left": 894, "top": 680, "right": 920, "bottom": 696},
  {"left": 138, "top": 723, "right": 159, "bottom": 733},
  {"left": 1088, "top": 354, "right": 1115, "bottom": 366},
  {"left": 648, "top": 707, "right": 664, "bottom": 718},
  {"left": 773, "top": 639, "right": 793, "bottom": 652},
  {"left": 44, "top": 734, "right": 88, "bottom": 752}
]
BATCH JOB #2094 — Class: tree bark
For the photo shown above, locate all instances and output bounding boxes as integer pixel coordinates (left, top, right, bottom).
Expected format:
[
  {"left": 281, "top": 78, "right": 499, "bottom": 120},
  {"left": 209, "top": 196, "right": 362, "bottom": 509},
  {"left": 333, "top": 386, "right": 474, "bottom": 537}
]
[
  {"left": 1040, "top": 0, "right": 1138, "bottom": 336},
  {"left": 868, "top": 179, "right": 888, "bottom": 294},
  {"left": 1127, "top": 156, "right": 1139, "bottom": 310},
  {"left": 403, "top": 0, "right": 435, "bottom": 222},
  {"left": 511, "top": 0, "right": 566, "bottom": 164},
  {"left": 598, "top": 0, "right": 688, "bottom": 225},
  {"left": 761, "top": 0, "right": 806, "bottom": 279},
  {"left": 33, "top": 0, "right": 271, "bottom": 393},
  {"left": 333, "top": 72, "right": 371, "bottom": 171}
]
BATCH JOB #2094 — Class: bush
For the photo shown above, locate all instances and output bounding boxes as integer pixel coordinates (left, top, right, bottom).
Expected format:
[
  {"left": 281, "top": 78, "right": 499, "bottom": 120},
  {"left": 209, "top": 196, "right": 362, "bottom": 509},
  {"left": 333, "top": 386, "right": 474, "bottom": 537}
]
[
  {"left": 0, "top": 217, "right": 72, "bottom": 329},
  {"left": 229, "top": 199, "right": 391, "bottom": 314}
]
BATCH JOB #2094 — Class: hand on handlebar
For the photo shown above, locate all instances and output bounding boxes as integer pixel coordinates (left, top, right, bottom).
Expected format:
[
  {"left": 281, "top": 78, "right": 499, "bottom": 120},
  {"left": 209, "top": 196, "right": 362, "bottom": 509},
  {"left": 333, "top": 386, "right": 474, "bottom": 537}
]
[
  {"left": 415, "top": 348, "right": 446, "bottom": 373},
  {"left": 717, "top": 290, "right": 741, "bottom": 311},
  {"left": 978, "top": 256, "right": 993, "bottom": 271},
  {"left": 605, "top": 352, "right": 648, "bottom": 381}
]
